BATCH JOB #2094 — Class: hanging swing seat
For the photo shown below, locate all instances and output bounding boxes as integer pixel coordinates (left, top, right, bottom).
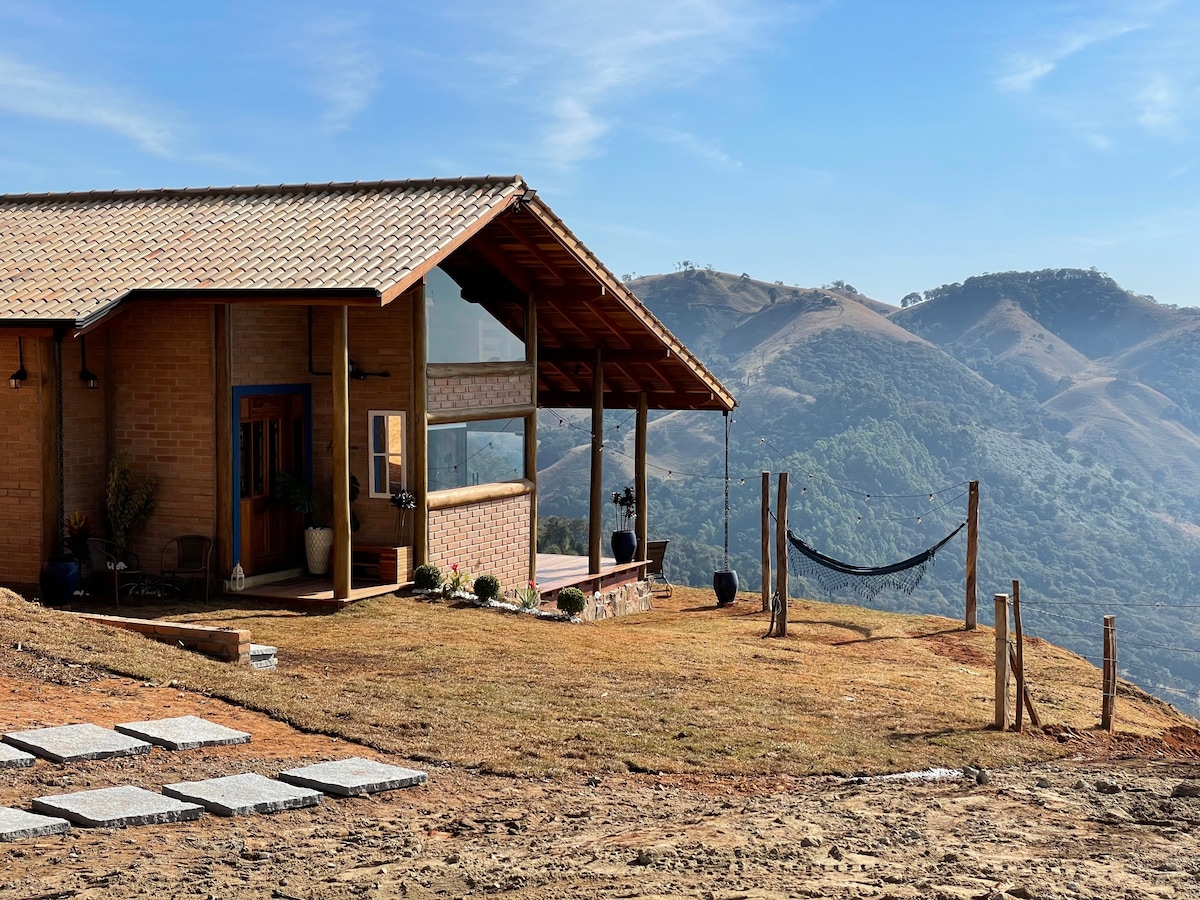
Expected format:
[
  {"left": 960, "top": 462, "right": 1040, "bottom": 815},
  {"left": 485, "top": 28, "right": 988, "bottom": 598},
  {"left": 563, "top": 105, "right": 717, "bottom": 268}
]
[{"left": 787, "top": 523, "right": 965, "bottom": 602}]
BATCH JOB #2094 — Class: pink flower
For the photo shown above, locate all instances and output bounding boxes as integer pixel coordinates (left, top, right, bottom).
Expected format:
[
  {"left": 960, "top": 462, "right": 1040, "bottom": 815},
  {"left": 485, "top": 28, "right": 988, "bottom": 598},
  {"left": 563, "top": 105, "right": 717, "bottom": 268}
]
[{"left": 451, "top": 563, "right": 458, "bottom": 572}]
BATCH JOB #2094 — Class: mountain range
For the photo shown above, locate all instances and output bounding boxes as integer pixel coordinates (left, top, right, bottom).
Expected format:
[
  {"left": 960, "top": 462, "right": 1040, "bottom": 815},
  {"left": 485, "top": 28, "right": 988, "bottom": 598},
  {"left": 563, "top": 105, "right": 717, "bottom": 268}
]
[{"left": 537, "top": 267, "right": 1200, "bottom": 717}]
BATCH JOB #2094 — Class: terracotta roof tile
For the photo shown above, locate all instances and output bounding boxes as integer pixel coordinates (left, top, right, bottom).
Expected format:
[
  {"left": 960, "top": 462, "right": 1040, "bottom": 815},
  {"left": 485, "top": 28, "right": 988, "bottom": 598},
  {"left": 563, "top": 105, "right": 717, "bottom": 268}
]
[{"left": 0, "top": 177, "right": 524, "bottom": 324}]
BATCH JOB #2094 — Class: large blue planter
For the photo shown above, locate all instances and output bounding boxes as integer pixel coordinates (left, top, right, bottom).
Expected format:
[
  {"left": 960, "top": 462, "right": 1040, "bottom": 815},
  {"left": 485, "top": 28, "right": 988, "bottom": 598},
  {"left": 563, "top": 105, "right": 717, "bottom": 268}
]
[
  {"left": 610, "top": 530, "right": 638, "bottom": 564},
  {"left": 713, "top": 569, "right": 739, "bottom": 606},
  {"left": 40, "top": 557, "right": 80, "bottom": 607}
]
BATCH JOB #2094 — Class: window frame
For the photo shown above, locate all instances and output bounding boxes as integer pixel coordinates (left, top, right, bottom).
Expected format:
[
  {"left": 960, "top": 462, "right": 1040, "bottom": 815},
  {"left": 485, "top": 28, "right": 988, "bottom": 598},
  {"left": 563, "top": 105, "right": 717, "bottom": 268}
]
[{"left": 367, "top": 410, "right": 407, "bottom": 499}]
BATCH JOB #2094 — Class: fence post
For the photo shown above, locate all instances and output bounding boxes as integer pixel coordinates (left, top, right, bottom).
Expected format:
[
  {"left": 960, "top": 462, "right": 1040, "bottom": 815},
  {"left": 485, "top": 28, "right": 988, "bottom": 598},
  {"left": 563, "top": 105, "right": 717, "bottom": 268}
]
[
  {"left": 1102, "top": 615, "right": 1117, "bottom": 732},
  {"left": 994, "top": 593, "right": 1010, "bottom": 731},
  {"left": 761, "top": 472, "right": 771, "bottom": 612},
  {"left": 965, "top": 480, "right": 980, "bottom": 630},
  {"left": 775, "top": 472, "right": 789, "bottom": 638},
  {"left": 1012, "top": 579, "right": 1024, "bottom": 733}
]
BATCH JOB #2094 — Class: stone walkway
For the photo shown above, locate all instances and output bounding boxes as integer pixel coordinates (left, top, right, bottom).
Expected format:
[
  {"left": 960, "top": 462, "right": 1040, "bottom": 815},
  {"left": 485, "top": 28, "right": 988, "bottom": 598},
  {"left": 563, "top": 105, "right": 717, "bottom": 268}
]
[{"left": 0, "top": 717, "right": 426, "bottom": 840}]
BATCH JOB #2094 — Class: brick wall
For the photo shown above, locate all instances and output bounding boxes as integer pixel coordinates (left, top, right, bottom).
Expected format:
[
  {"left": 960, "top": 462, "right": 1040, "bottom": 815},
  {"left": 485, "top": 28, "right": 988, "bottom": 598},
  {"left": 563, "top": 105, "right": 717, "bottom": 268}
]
[
  {"left": 109, "top": 304, "right": 216, "bottom": 569},
  {"left": 428, "top": 493, "right": 530, "bottom": 593},
  {"left": 62, "top": 333, "right": 109, "bottom": 538},
  {"left": 428, "top": 372, "right": 532, "bottom": 412},
  {"left": 0, "top": 337, "right": 45, "bottom": 582}
]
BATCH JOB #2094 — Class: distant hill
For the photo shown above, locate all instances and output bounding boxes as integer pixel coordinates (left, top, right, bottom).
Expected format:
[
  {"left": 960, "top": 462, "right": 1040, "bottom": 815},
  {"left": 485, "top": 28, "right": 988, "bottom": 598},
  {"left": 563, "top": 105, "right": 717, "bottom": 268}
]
[{"left": 537, "top": 268, "right": 1200, "bottom": 716}]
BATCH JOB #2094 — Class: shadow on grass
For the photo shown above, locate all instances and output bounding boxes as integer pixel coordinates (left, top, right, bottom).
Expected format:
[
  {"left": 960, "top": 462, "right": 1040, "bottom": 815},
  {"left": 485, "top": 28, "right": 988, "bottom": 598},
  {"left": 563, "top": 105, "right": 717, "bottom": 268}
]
[
  {"left": 830, "top": 625, "right": 964, "bottom": 646},
  {"left": 888, "top": 724, "right": 994, "bottom": 741}
]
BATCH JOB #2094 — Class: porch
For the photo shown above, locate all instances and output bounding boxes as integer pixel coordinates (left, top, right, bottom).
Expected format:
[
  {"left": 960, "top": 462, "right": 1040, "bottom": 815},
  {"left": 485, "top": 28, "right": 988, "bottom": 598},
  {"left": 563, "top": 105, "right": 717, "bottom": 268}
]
[{"left": 232, "top": 552, "right": 644, "bottom": 609}]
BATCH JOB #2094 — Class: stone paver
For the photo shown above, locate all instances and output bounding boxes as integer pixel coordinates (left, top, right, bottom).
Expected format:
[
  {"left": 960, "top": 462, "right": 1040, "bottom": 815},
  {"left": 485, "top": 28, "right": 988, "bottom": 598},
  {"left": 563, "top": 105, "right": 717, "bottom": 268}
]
[
  {"left": 114, "top": 715, "right": 251, "bottom": 751},
  {"left": 32, "top": 786, "right": 203, "bottom": 827},
  {"left": 0, "top": 807, "right": 71, "bottom": 841},
  {"left": 162, "top": 773, "right": 322, "bottom": 817},
  {"left": 3, "top": 724, "right": 151, "bottom": 763},
  {"left": 279, "top": 757, "right": 428, "bottom": 796},
  {"left": 0, "top": 743, "right": 35, "bottom": 769}
]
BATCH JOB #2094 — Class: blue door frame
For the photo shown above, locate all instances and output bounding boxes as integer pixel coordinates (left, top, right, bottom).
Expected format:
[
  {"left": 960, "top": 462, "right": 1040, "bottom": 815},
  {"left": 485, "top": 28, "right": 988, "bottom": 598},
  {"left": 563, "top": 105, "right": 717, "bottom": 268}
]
[{"left": 231, "top": 383, "right": 313, "bottom": 568}]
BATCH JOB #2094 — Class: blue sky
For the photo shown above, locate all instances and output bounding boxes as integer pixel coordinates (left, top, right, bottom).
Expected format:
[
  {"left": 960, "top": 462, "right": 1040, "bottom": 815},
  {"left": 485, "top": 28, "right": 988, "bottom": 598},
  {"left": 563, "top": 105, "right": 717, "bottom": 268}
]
[{"left": 1, "top": 0, "right": 1197, "bottom": 305}]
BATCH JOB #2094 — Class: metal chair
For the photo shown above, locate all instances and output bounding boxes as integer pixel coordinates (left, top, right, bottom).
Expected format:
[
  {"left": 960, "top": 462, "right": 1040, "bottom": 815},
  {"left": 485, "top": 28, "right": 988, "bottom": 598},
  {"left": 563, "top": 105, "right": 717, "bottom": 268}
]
[
  {"left": 86, "top": 538, "right": 142, "bottom": 607},
  {"left": 161, "top": 535, "right": 213, "bottom": 603},
  {"left": 644, "top": 539, "right": 672, "bottom": 598}
]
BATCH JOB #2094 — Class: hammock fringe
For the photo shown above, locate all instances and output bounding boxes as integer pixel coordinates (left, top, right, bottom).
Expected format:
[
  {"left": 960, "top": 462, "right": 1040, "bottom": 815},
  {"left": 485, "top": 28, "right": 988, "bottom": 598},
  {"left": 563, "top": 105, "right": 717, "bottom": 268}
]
[{"left": 786, "top": 523, "right": 966, "bottom": 603}]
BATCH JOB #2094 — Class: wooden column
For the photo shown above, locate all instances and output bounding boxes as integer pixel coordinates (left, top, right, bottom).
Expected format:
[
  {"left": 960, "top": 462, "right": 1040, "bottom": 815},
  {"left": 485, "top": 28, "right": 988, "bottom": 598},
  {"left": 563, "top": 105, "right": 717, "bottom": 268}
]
[
  {"left": 37, "top": 337, "right": 61, "bottom": 562},
  {"left": 588, "top": 349, "right": 603, "bottom": 574},
  {"left": 412, "top": 282, "right": 429, "bottom": 567},
  {"left": 994, "top": 593, "right": 1010, "bottom": 731},
  {"left": 525, "top": 294, "right": 538, "bottom": 583},
  {"left": 635, "top": 391, "right": 648, "bottom": 567},
  {"left": 965, "top": 480, "right": 980, "bottom": 630},
  {"left": 775, "top": 472, "right": 789, "bottom": 637},
  {"left": 761, "top": 471, "right": 770, "bottom": 611},
  {"left": 1012, "top": 578, "right": 1025, "bottom": 733},
  {"left": 331, "top": 306, "right": 351, "bottom": 600},
  {"left": 214, "top": 306, "right": 234, "bottom": 578},
  {"left": 1102, "top": 615, "right": 1117, "bottom": 732}
]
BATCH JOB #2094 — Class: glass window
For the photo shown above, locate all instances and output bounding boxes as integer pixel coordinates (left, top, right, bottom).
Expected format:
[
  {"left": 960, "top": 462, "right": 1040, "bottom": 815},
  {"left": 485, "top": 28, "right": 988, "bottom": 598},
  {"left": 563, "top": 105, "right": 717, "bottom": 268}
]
[
  {"left": 426, "top": 266, "right": 524, "bottom": 363},
  {"left": 428, "top": 418, "right": 525, "bottom": 492},
  {"left": 368, "top": 411, "right": 406, "bottom": 498}
]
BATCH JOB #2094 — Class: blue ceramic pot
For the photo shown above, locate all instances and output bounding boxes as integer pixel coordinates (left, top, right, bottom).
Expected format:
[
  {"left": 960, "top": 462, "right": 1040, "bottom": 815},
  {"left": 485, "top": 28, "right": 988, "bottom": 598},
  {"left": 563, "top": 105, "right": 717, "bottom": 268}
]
[
  {"left": 713, "top": 569, "right": 739, "bottom": 606},
  {"left": 40, "top": 556, "right": 80, "bottom": 607},
  {"left": 610, "top": 530, "right": 638, "bottom": 564}
]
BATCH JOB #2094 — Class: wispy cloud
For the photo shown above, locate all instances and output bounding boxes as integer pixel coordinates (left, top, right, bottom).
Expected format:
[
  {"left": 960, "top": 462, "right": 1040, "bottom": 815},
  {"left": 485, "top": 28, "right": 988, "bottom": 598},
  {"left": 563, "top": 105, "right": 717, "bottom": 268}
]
[
  {"left": 448, "top": 0, "right": 800, "bottom": 170},
  {"left": 0, "top": 54, "right": 174, "bottom": 154},
  {"left": 993, "top": 1, "right": 1200, "bottom": 144},
  {"left": 295, "top": 17, "right": 380, "bottom": 132},
  {"left": 650, "top": 127, "right": 742, "bottom": 170}
]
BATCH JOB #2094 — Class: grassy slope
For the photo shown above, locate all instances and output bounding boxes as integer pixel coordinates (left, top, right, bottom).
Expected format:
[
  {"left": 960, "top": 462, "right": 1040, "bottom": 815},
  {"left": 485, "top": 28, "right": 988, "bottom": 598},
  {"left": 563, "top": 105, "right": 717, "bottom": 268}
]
[{"left": 3, "top": 587, "right": 1191, "bottom": 778}]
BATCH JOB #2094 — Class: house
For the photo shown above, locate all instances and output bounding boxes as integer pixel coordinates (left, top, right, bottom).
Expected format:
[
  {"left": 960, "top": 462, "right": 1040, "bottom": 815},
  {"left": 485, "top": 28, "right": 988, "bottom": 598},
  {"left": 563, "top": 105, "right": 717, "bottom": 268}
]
[{"left": 0, "top": 177, "right": 735, "bottom": 602}]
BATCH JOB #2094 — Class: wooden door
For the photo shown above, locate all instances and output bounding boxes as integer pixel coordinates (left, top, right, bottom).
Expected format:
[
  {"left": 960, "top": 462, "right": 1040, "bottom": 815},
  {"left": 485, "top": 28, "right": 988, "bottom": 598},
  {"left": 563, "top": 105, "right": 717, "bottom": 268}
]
[{"left": 238, "top": 393, "right": 306, "bottom": 575}]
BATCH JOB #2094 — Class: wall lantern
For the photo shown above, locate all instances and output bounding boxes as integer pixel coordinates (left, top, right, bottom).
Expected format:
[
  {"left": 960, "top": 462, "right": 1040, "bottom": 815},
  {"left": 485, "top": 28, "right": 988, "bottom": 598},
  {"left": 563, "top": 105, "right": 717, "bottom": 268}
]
[
  {"left": 8, "top": 337, "right": 26, "bottom": 389},
  {"left": 79, "top": 336, "right": 99, "bottom": 389}
]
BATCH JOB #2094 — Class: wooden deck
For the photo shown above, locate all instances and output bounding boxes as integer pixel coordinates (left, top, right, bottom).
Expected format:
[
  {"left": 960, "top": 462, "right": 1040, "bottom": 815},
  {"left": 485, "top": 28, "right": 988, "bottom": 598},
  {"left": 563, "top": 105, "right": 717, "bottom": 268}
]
[{"left": 230, "top": 553, "right": 645, "bottom": 608}]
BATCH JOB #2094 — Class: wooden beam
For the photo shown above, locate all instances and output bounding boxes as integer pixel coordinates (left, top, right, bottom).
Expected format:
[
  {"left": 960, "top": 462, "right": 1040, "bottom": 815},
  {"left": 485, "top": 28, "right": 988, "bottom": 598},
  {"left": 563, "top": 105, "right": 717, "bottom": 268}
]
[
  {"left": 526, "top": 294, "right": 539, "bottom": 585},
  {"left": 537, "top": 390, "right": 723, "bottom": 411},
  {"left": 460, "top": 232, "right": 534, "bottom": 295},
  {"left": 331, "top": 306, "right": 351, "bottom": 600},
  {"left": 498, "top": 216, "right": 567, "bottom": 286},
  {"left": 775, "top": 472, "right": 789, "bottom": 637},
  {"left": 412, "top": 281, "right": 429, "bottom": 567},
  {"left": 428, "top": 478, "right": 534, "bottom": 510},
  {"left": 761, "top": 471, "right": 771, "bottom": 612},
  {"left": 994, "top": 593, "right": 1010, "bottom": 731},
  {"left": 540, "top": 348, "right": 671, "bottom": 365},
  {"left": 589, "top": 347, "right": 603, "bottom": 574},
  {"left": 635, "top": 391, "right": 648, "bottom": 568},
  {"left": 214, "top": 305, "right": 234, "bottom": 578},
  {"left": 427, "top": 361, "right": 535, "bottom": 380},
  {"left": 37, "top": 337, "right": 61, "bottom": 562},
  {"left": 426, "top": 403, "right": 536, "bottom": 426}
]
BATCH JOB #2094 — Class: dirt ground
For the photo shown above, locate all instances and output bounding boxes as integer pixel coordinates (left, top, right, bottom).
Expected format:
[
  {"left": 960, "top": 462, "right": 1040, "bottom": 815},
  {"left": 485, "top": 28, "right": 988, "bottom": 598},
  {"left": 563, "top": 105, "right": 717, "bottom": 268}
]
[{"left": 2, "top": 658, "right": 1200, "bottom": 900}]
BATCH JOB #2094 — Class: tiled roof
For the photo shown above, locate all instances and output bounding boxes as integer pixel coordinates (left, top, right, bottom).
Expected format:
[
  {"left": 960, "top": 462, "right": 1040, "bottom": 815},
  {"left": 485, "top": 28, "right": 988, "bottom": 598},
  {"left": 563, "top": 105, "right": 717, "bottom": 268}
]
[{"left": 0, "top": 176, "right": 525, "bottom": 324}]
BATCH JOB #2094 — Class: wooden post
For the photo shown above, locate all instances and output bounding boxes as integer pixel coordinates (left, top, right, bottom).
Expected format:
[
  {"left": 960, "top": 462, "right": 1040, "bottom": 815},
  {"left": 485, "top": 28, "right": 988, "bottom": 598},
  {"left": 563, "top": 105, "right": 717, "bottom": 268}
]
[
  {"left": 36, "top": 337, "right": 61, "bottom": 563},
  {"left": 1012, "top": 579, "right": 1024, "bottom": 733},
  {"left": 994, "top": 593, "right": 1010, "bottom": 730},
  {"left": 331, "top": 306, "right": 351, "bottom": 600},
  {"left": 588, "top": 348, "right": 603, "bottom": 575},
  {"left": 761, "top": 471, "right": 771, "bottom": 612},
  {"left": 635, "top": 391, "right": 648, "bottom": 567},
  {"left": 965, "top": 480, "right": 980, "bottom": 629},
  {"left": 412, "top": 282, "right": 429, "bottom": 568},
  {"left": 214, "top": 305, "right": 234, "bottom": 578},
  {"left": 525, "top": 293, "right": 538, "bottom": 584},
  {"left": 1102, "top": 615, "right": 1117, "bottom": 732},
  {"left": 775, "top": 472, "right": 789, "bottom": 638}
]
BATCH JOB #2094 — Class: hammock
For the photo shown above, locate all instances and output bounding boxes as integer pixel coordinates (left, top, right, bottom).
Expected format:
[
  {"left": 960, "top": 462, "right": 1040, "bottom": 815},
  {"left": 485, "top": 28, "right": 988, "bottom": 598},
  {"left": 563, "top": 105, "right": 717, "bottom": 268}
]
[{"left": 787, "top": 523, "right": 966, "bottom": 602}]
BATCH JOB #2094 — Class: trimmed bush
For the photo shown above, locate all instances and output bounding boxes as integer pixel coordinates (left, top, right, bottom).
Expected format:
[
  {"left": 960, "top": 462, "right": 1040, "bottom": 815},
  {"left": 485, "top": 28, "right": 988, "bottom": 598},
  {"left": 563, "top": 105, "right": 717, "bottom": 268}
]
[
  {"left": 556, "top": 586, "right": 586, "bottom": 615},
  {"left": 413, "top": 564, "right": 443, "bottom": 591},
  {"left": 474, "top": 574, "right": 501, "bottom": 602}
]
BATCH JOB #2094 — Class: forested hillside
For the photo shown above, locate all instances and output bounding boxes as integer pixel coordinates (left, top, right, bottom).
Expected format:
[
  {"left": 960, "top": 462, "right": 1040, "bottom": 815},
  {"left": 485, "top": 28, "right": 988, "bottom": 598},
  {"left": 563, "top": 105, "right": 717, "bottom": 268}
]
[{"left": 537, "top": 269, "right": 1200, "bottom": 716}]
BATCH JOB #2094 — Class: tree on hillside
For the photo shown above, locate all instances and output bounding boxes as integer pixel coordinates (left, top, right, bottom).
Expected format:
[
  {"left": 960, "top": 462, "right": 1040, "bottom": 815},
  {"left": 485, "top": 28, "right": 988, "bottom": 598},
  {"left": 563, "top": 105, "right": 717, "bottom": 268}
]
[{"left": 901, "top": 292, "right": 922, "bottom": 308}]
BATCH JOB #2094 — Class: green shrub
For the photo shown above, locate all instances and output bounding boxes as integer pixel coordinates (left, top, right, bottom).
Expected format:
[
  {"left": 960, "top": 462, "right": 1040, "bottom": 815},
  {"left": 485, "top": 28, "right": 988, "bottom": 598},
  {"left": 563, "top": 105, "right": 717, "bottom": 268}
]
[
  {"left": 413, "top": 564, "right": 442, "bottom": 591},
  {"left": 556, "top": 586, "right": 586, "bottom": 615},
  {"left": 474, "top": 574, "right": 501, "bottom": 601}
]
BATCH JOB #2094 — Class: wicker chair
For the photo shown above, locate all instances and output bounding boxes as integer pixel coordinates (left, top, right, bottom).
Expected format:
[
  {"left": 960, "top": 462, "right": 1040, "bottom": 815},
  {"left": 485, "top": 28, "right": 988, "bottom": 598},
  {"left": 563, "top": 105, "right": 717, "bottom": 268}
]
[
  {"left": 160, "top": 535, "right": 214, "bottom": 603},
  {"left": 86, "top": 538, "right": 142, "bottom": 607}
]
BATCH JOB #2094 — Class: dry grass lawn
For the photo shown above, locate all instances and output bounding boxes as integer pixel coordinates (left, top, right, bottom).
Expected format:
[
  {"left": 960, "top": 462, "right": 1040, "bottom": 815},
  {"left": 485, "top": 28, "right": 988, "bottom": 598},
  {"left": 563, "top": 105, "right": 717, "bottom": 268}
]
[{"left": 0, "top": 586, "right": 1189, "bottom": 777}]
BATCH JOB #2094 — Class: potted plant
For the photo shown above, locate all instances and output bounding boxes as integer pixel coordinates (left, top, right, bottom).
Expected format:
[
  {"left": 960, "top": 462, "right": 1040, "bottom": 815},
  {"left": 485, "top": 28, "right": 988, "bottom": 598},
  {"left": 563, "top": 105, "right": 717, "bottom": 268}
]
[
  {"left": 610, "top": 486, "right": 637, "bottom": 564},
  {"left": 390, "top": 489, "right": 416, "bottom": 545},
  {"left": 106, "top": 451, "right": 156, "bottom": 557},
  {"left": 274, "top": 471, "right": 330, "bottom": 575},
  {"left": 41, "top": 511, "right": 94, "bottom": 607}
]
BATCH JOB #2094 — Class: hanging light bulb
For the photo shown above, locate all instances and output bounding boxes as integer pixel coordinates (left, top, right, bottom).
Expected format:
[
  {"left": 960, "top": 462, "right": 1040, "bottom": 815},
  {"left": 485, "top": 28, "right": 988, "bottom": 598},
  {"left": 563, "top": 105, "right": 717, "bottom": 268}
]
[
  {"left": 917, "top": 516, "right": 922, "bottom": 524},
  {"left": 856, "top": 515, "right": 862, "bottom": 524},
  {"left": 865, "top": 494, "right": 871, "bottom": 501}
]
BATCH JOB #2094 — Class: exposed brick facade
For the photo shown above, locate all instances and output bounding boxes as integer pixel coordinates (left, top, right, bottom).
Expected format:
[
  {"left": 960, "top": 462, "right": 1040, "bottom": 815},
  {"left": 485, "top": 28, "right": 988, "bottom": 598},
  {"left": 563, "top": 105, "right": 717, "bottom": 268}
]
[
  {"left": 62, "top": 333, "right": 110, "bottom": 549},
  {"left": 429, "top": 493, "right": 530, "bottom": 593},
  {"left": 428, "top": 372, "right": 532, "bottom": 412},
  {"left": 0, "top": 337, "right": 46, "bottom": 582}
]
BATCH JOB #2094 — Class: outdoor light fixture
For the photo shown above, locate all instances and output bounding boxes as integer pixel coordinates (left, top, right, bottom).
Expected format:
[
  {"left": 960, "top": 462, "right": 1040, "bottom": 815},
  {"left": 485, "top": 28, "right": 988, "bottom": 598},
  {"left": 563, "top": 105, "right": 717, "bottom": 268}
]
[
  {"left": 79, "top": 336, "right": 99, "bottom": 389},
  {"left": 8, "top": 337, "right": 26, "bottom": 389}
]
